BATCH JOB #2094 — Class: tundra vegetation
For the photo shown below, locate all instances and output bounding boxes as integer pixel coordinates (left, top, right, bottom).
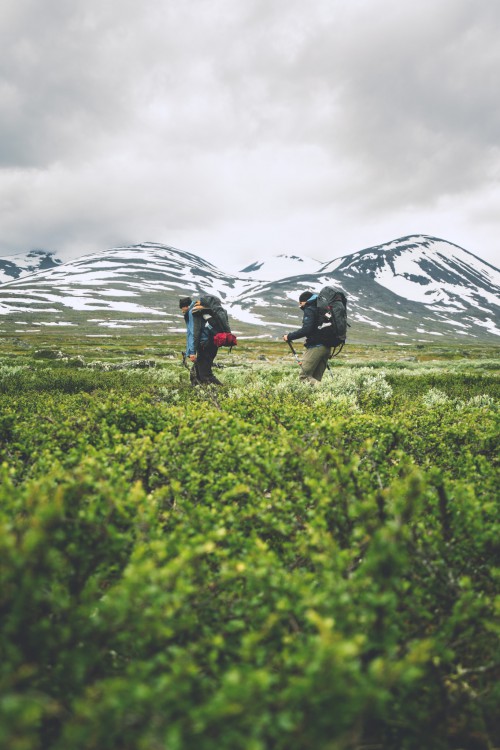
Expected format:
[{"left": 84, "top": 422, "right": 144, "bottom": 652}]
[{"left": 0, "top": 334, "right": 499, "bottom": 750}]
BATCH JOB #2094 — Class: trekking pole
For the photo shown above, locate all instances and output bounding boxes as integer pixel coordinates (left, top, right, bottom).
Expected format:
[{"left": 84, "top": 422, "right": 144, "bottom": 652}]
[{"left": 287, "top": 340, "right": 302, "bottom": 367}]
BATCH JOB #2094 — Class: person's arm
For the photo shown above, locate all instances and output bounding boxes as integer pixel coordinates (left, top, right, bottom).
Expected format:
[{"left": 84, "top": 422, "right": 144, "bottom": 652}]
[
  {"left": 186, "top": 309, "right": 196, "bottom": 356},
  {"left": 191, "top": 309, "right": 203, "bottom": 352},
  {"left": 286, "top": 306, "right": 317, "bottom": 341}
]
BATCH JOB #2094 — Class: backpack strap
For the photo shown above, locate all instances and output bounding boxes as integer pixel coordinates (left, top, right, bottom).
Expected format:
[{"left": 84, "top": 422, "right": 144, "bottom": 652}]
[{"left": 329, "top": 342, "right": 345, "bottom": 358}]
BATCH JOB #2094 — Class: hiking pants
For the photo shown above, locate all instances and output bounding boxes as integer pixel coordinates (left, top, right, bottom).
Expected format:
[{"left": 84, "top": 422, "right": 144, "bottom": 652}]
[
  {"left": 190, "top": 340, "right": 221, "bottom": 385},
  {"left": 300, "top": 344, "right": 331, "bottom": 384}
]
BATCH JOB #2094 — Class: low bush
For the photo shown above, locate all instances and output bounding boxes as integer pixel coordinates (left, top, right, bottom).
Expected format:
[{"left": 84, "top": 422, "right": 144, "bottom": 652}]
[{"left": 0, "top": 348, "right": 498, "bottom": 749}]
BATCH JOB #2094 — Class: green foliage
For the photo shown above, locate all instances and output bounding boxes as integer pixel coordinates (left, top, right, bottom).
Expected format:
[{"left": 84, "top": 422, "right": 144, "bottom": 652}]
[{"left": 0, "top": 341, "right": 499, "bottom": 749}]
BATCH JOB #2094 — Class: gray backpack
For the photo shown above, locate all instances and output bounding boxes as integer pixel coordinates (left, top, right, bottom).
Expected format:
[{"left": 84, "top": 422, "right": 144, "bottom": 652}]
[
  {"left": 194, "top": 294, "right": 231, "bottom": 334},
  {"left": 316, "top": 286, "right": 348, "bottom": 345}
]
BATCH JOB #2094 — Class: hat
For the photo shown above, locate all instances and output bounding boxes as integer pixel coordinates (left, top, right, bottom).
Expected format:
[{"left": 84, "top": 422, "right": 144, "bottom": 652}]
[{"left": 299, "top": 291, "right": 313, "bottom": 303}]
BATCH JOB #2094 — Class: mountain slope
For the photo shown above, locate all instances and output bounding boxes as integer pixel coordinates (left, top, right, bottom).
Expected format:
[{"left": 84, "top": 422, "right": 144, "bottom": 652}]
[
  {"left": 0, "top": 236, "right": 498, "bottom": 343},
  {"left": 0, "top": 249, "right": 62, "bottom": 284},
  {"left": 239, "top": 253, "right": 322, "bottom": 281}
]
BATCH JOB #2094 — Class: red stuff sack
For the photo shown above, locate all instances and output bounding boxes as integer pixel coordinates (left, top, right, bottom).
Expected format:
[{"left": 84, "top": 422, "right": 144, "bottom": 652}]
[{"left": 213, "top": 332, "right": 238, "bottom": 348}]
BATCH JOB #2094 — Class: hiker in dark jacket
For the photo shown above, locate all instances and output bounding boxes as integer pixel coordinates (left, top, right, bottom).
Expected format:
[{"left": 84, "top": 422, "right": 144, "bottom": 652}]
[
  {"left": 283, "top": 291, "right": 332, "bottom": 384},
  {"left": 179, "top": 297, "right": 222, "bottom": 386}
]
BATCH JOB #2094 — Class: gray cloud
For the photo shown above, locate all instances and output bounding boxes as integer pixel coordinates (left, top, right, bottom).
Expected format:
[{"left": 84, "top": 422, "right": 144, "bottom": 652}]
[{"left": 0, "top": 0, "right": 499, "bottom": 266}]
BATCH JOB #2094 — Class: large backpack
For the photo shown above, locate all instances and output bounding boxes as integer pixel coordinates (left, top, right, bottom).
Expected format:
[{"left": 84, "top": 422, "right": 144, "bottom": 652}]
[
  {"left": 316, "top": 286, "right": 348, "bottom": 347},
  {"left": 193, "top": 295, "right": 237, "bottom": 349}
]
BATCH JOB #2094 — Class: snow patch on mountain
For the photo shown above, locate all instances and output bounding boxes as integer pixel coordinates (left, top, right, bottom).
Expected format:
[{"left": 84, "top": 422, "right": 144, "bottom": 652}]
[
  {"left": 225, "top": 304, "right": 268, "bottom": 326},
  {"left": 0, "top": 249, "right": 61, "bottom": 284},
  {"left": 472, "top": 317, "right": 500, "bottom": 335},
  {"left": 239, "top": 254, "right": 322, "bottom": 281}
]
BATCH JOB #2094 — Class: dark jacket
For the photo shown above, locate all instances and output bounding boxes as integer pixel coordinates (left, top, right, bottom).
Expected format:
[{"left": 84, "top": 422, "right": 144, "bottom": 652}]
[{"left": 287, "top": 295, "right": 325, "bottom": 348}]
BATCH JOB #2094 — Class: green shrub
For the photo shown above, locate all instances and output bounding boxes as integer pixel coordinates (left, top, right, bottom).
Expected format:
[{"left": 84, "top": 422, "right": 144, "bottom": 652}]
[{"left": 0, "top": 347, "right": 498, "bottom": 749}]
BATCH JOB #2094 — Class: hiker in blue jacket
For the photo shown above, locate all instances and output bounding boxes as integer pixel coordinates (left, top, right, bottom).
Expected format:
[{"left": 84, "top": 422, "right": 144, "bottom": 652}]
[
  {"left": 283, "top": 291, "right": 332, "bottom": 384},
  {"left": 179, "top": 297, "right": 222, "bottom": 385}
]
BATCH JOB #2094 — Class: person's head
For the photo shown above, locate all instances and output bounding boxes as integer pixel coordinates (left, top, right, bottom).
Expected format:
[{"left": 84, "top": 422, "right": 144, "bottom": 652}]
[
  {"left": 299, "top": 291, "right": 313, "bottom": 308},
  {"left": 179, "top": 297, "right": 192, "bottom": 314}
]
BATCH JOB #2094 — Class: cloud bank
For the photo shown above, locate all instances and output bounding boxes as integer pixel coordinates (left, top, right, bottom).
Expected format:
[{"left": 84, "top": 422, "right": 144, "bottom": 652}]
[{"left": 1, "top": 0, "right": 499, "bottom": 268}]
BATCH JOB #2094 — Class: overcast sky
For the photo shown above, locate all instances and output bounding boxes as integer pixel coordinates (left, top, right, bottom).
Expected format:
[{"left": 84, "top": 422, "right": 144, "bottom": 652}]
[{"left": 1, "top": 0, "right": 499, "bottom": 271}]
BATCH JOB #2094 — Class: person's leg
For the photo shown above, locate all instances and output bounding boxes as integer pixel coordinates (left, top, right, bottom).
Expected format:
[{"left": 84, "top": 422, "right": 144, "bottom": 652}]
[
  {"left": 195, "top": 349, "right": 211, "bottom": 382},
  {"left": 311, "top": 346, "right": 332, "bottom": 382},
  {"left": 197, "top": 341, "right": 221, "bottom": 384},
  {"left": 300, "top": 346, "right": 326, "bottom": 384},
  {"left": 206, "top": 343, "right": 222, "bottom": 384}
]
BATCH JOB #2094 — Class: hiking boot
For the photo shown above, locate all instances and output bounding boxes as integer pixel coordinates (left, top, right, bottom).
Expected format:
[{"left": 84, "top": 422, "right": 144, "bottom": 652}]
[{"left": 208, "top": 377, "right": 223, "bottom": 386}]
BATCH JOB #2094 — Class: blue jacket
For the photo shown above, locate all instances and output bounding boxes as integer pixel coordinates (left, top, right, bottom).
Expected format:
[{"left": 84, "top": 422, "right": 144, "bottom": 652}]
[
  {"left": 287, "top": 295, "right": 325, "bottom": 348},
  {"left": 184, "top": 301, "right": 213, "bottom": 355}
]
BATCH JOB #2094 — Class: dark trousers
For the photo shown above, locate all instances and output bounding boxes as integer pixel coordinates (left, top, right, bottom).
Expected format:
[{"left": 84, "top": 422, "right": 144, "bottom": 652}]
[{"left": 190, "top": 340, "right": 220, "bottom": 385}]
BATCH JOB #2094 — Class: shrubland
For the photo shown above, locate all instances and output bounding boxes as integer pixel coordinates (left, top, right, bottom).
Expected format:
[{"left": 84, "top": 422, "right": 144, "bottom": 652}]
[{"left": 0, "top": 338, "right": 498, "bottom": 750}]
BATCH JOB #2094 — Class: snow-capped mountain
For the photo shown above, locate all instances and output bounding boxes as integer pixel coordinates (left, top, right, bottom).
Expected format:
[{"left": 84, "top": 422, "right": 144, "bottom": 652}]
[
  {"left": 0, "top": 236, "right": 498, "bottom": 342},
  {"left": 239, "top": 253, "right": 322, "bottom": 281},
  {"left": 320, "top": 235, "right": 500, "bottom": 309},
  {"left": 311, "top": 235, "right": 500, "bottom": 341},
  {"left": 0, "top": 249, "right": 61, "bottom": 284},
  {"left": 0, "top": 243, "right": 255, "bottom": 331}
]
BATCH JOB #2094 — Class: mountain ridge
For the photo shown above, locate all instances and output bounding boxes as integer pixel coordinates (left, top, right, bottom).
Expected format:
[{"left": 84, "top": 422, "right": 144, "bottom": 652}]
[{"left": 0, "top": 235, "right": 498, "bottom": 343}]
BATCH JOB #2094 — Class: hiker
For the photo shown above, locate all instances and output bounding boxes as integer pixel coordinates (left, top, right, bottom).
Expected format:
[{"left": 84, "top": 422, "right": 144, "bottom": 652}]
[
  {"left": 283, "top": 291, "right": 332, "bottom": 384},
  {"left": 179, "top": 296, "right": 223, "bottom": 386}
]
